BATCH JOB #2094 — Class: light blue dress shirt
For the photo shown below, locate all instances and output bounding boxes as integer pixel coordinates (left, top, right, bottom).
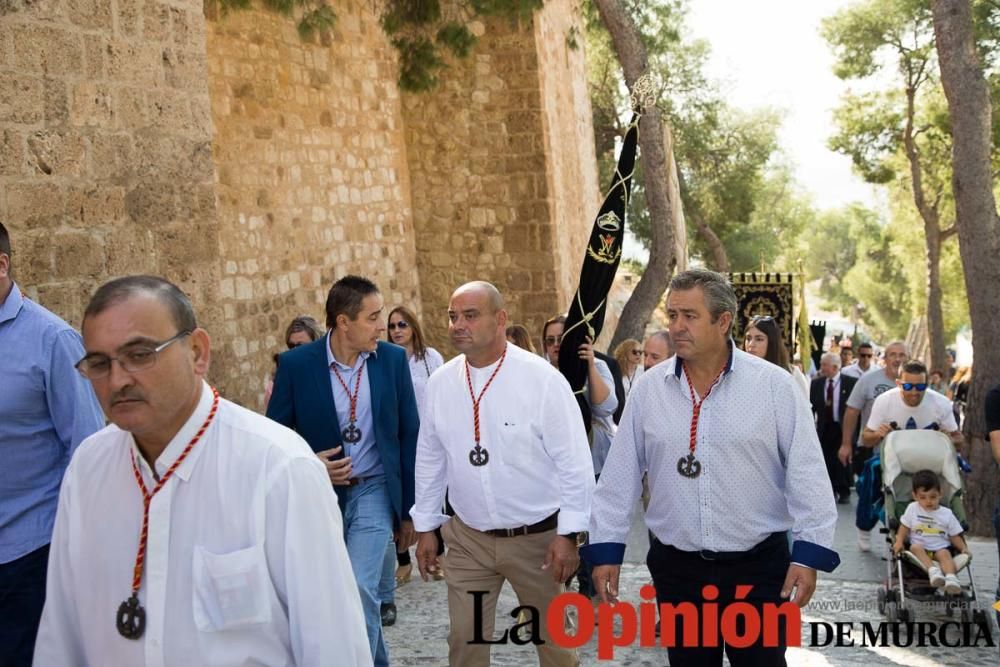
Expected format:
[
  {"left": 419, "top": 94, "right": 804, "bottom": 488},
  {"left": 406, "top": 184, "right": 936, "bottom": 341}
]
[
  {"left": 325, "top": 333, "right": 384, "bottom": 479},
  {"left": 583, "top": 345, "right": 840, "bottom": 572},
  {"left": 0, "top": 283, "right": 105, "bottom": 563},
  {"left": 588, "top": 358, "right": 618, "bottom": 476}
]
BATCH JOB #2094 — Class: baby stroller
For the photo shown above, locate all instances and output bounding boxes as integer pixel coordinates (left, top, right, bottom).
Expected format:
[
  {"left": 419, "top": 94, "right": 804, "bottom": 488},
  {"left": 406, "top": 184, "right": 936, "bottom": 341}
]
[{"left": 876, "top": 430, "right": 993, "bottom": 633}]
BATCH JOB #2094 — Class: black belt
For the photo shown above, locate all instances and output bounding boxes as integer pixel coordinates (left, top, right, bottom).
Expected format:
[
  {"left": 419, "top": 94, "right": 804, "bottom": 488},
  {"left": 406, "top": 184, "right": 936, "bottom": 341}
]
[
  {"left": 483, "top": 512, "right": 558, "bottom": 538},
  {"left": 346, "top": 475, "right": 380, "bottom": 487},
  {"left": 659, "top": 532, "right": 787, "bottom": 562}
]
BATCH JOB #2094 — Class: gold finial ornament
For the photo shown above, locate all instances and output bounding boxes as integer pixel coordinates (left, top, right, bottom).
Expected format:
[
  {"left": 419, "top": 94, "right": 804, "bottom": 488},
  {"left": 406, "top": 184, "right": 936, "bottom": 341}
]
[{"left": 630, "top": 73, "right": 656, "bottom": 111}]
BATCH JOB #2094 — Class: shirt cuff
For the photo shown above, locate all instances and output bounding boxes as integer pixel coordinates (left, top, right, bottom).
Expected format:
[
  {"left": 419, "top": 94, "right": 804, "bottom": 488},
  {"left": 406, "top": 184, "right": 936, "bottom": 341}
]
[
  {"left": 410, "top": 509, "right": 449, "bottom": 533},
  {"left": 791, "top": 540, "right": 840, "bottom": 572},
  {"left": 556, "top": 509, "right": 589, "bottom": 534},
  {"left": 580, "top": 542, "right": 626, "bottom": 566}
]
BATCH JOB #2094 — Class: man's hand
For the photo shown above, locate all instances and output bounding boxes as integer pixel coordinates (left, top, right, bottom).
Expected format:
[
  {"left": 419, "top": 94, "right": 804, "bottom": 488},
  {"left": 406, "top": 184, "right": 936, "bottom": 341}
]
[
  {"left": 876, "top": 423, "right": 894, "bottom": 440},
  {"left": 837, "top": 443, "right": 852, "bottom": 466},
  {"left": 395, "top": 520, "right": 417, "bottom": 549},
  {"left": 541, "top": 536, "right": 580, "bottom": 584},
  {"left": 316, "top": 446, "right": 352, "bottom": 485},
  {"left": 415, "top": 531, "right": 441, "bottom": 582},
  {"left": 780, "top": 564, "right": 817, "bottom": 607},
  {"left": 592, "top": 565, "right": 621, "bottom": 604}
]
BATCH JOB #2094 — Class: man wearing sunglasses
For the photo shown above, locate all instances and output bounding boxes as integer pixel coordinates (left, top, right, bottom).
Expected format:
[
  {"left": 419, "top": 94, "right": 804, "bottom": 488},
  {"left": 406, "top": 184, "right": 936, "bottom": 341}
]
[
  {"left": 841, "top": 341, "right": 875, "bottom": 380},
  {"left": 863, "top": 360, "right": 961, "bottom": 449},
  {"left": 35, "top": 276, "right": 371, "bottom": 666}
]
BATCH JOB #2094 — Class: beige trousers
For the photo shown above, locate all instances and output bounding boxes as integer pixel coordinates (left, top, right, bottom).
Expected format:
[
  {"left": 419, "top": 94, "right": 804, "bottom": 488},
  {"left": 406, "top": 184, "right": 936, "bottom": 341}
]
[{"left": 440, "top": 515, "right": 579, "bottom": 667}]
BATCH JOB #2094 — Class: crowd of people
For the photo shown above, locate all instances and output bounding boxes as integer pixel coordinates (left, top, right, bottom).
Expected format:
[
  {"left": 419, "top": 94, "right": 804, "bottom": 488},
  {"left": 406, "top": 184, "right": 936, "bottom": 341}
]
[{"left": 2, "top": 216, "right": 999, "bottom": 666}]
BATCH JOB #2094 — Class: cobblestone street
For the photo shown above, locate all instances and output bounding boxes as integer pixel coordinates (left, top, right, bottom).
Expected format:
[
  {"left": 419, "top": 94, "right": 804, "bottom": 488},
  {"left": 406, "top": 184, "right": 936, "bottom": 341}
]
[{"left": 385, "top": 498, "right": 1000, "bottom": 666}]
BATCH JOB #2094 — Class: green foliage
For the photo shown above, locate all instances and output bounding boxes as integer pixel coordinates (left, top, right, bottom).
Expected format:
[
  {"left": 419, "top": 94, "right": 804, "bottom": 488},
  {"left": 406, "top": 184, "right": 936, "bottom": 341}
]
[
  {"left": 436, "top": 22, "right": 476, "bottom": 58},
  {"left": 391, "top": 36, "right": 445, "bottom": 92},
  {"left": 218, "top": 0, "right": 337, "bottom": 40}
]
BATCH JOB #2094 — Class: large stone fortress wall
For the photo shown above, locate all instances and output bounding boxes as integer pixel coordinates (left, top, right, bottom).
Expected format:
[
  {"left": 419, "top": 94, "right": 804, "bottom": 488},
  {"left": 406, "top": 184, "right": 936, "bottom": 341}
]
[{"left": 1, "top": 0, "right": 598, "bottom": 408}]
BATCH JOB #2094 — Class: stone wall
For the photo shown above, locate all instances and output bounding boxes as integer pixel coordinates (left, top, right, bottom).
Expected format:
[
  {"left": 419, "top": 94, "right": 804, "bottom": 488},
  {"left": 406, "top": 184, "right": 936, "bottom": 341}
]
[
  {"left": 0, "top": 0, "right": 221, "bottom": 338},
  {"left": 401, "top": 0, "right": 599, "bottom": 353},
  {"left": 205, "top": 0, "right": 421, "bottom": 407}
]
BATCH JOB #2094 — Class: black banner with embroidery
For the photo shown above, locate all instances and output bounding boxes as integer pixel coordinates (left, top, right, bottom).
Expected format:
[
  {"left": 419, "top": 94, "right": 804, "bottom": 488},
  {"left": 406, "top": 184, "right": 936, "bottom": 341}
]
[
  {"left": 557, "top": 113, "right": 639, "bottom": 429},
  {"left": 727, "top": 272, "right": 795, "bottom": 352}
]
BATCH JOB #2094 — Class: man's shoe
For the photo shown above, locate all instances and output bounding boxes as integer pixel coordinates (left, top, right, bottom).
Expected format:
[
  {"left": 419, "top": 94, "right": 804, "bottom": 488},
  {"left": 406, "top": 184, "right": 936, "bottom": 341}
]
[
  {"left": 943, "top": 573, "right": 962, "bottom": 595},
  {"left": 380, "top": 602, "right": 397, "bottom": 627},
  {"left": 395, "top": 563, "right": 412, "bottom": 587},
  {"left": 857, "top": 529, "right": 871, "bottom": 552},
  {"left": 928, "top": 566, "right": 945, "bottom": 588}
]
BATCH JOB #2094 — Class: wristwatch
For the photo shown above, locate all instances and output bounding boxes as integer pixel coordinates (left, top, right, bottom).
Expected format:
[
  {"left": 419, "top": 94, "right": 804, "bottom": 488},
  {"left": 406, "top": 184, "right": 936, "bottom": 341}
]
[{"left": 560, "top": 531, "right": 588, "bottom": 548}]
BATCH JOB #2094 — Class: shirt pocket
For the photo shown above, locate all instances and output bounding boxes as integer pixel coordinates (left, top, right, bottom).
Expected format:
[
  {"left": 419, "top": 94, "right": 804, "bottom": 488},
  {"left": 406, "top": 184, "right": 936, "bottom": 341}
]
[
  {"left": 192, "top": 543, "right": 272, "bottom": 632},
  {"left": 495, "top": 420, "right": 538, "bottom": 467}
]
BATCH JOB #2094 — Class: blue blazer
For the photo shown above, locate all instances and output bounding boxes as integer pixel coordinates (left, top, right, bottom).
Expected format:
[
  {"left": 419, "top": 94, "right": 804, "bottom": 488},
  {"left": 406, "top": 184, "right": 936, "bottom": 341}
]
[{"left": 266, "top": 338, "right": 419, "bottom": 527}]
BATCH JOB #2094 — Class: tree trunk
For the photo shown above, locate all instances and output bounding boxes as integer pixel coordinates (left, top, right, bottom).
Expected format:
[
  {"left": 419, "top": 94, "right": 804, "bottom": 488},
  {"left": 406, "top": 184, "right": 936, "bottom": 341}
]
[
  {"left": 677, "top": 168, "right": 729, "bottom": 272},
  {"left": 932, "top": 0, "right": 1000, "bottom": 535},
  {"left": 592, "top": 0, "right": 678, "bottom": 352},
  {"left": 901, "top": 86, "right": 950, "bottom": 377}
]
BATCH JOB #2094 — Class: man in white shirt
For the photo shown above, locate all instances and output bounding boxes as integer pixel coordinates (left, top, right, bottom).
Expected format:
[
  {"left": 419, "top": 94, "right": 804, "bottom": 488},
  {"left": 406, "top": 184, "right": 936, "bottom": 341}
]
[
  {"left": 586, "top": 269, "right": 838, "bottom": 667},
  {"left": 34, "top": 276, "right": 371, "bottom": 666},
  {"left": 864, "top": 360, "right": 961, "bottom": 447},
  {"left": 412, "top": 281, "right": 595, "bottom": 667}
]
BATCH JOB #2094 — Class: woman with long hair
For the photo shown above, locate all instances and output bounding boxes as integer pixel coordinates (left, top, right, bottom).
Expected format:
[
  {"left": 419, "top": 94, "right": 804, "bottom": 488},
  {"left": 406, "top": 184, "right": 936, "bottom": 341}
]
[
  {"left": 613, "top": 338, "right": 644, "bottom": 399},
  {"left": 264, "top": 315, "right": 323, "bottom": 407},
  {"left": 742, "top": 315, "right": 809, "bottom": 397},
  {"left": 505, "top": 323, "right": 536, "bottom": 354}
]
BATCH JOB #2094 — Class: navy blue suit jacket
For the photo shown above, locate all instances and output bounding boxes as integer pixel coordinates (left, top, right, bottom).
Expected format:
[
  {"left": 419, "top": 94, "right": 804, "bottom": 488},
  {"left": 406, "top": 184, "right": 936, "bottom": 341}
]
[{"left": 266, "top": 338, "right": 419, "bottom": 527}]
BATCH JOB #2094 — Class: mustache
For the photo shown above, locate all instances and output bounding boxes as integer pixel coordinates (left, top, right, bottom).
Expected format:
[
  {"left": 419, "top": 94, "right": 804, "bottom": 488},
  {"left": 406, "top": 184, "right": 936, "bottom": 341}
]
[{"left": 110, "top": 388, "right": 146, "bottom": 405}]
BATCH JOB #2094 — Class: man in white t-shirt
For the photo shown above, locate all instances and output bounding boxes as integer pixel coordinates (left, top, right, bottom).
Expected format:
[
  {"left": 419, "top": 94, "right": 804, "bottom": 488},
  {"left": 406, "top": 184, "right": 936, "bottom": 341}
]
[
  {"left": 864, "top": 360, "right": 961, "bottom": 448},
  {"left": 841, "top": 341, "right": 875, "bottom": 380}
]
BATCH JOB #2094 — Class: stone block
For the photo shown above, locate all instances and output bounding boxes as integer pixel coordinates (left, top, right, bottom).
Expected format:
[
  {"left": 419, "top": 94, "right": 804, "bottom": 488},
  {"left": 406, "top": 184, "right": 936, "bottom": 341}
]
[
  {"left": 43, "top": 77, "right": 69, "bottom": 124},
  {"left": 125, "top": 181, "right": 177, "bottom": 226},
  {"left": 0, "top": 129, "right": 25, "bottom": 176},
  {"left": 105, "top": 39, "right": 161, "bottom": 87},
  {"left": 65, "top": 0, "right": 113, "bottom": 31},
  {"left": 68, "top": 186, "right": 127, "bottom": 227},
  {"left": 104, "top": 227, "right": 154, "bottom": 275},
  {"left": 35, "top": 284, "right": 81, "bottom": 326},
  {"left": 12, "top": 25, "right": 84, "bottom": 76},
  {"left": 0, "top": 73, "right": 43, "bottom": 124},
  {"left": 70, "top": 82, "right": 115, "bottom": 127},
  {"left": 6, "top": 182, "right": 67, "bottom": 227},
  {"left": 84, "top": 36, "right": 105, "bottom": 78},
  {"left": 54, "top": 232, "right": 106, "bottom": 277},
  {"left": 162, "top": 47, "right": 208, "bottom": 89},
  {"left": 143, "top": 1, "right": 172, "bottom": 43},
  {"left": 25, "top": 130, "right": 86, "bottom": 177},
  {"left": 89, "top": 133, "right": 135, "bottom": 182},
  {"left": 117, "top": 0, "right": 142, "bottom": 38}
]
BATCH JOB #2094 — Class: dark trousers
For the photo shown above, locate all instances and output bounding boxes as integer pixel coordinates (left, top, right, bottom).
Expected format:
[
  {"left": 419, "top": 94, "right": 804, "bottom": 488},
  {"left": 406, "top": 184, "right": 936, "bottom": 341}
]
[
  {"left": 647, "top": 533, "right": 790, "bottom": 667},
  {"left": 819, "top": 424, "right": 851, "bottom": 497},
  {"left": 0, "top": 544, "right": 49, "bottom": 667}
]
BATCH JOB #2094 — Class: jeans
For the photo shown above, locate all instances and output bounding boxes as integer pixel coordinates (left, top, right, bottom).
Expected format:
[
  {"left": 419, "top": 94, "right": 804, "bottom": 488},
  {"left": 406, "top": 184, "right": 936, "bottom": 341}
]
[
  {"left": 378, "top": 536, "right": 396, "bottom": 605},
  {"left": 0, "top": 544, "right": 49, "bottom": 667},
  {"left": 343, "top": 476, "right": 395, "bottom": 667}
]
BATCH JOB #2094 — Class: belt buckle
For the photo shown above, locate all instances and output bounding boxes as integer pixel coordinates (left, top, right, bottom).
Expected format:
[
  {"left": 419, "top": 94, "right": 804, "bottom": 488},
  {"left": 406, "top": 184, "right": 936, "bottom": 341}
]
[{"left": 699, "top": 549, "right": 717, "bottom": 561}]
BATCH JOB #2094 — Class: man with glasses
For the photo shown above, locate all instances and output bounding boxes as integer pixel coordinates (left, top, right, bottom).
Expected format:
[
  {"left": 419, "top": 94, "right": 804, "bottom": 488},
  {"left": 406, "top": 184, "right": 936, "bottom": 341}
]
[
  {"left": 863, "top": 360, "right": 961, "bottom": 448},
  {"left": 0, "top": 223, "right": 104, "bottom": 667},
  {"left": 841, "top": 341, "right": 875, "bottom": 380},
  {"left": 35, "top": 276, "right": 370, "bottom": 665}
]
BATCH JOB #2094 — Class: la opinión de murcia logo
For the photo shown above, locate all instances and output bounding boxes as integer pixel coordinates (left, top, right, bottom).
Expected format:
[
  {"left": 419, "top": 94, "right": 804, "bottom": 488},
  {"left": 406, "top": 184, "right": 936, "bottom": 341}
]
[{"left": 466, "top": 586, "right": 996, "bottom": 660}]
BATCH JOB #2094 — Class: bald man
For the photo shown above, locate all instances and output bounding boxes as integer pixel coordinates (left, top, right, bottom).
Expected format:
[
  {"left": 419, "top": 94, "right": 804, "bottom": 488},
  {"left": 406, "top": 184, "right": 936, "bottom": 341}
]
[
  {"left": 643, "top": 330, "right": 673, "bottom": 370},
  {"left": 411, "top": 281, "right": 594, "bottom": 667}
]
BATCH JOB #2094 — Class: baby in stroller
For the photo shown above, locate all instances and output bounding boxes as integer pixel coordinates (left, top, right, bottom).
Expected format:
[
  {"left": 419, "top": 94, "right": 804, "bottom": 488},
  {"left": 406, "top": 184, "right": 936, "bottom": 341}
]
[{"left": 892, "top": 469, "right": 969, "bottom": 594}]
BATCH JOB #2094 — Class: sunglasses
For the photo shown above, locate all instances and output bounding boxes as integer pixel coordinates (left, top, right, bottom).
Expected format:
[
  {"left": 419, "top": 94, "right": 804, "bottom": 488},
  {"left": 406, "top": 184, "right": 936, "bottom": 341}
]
[
  {"left": 629, "top": 349, "right": 643, "bottom": 357},
  {"left": 544, "top": 335, "right": 563, "bottom": 346},
  {"left": 859, "top": 353, "right": 873, "bottom": 358},
  {"left": 900, "top": 382, "right": 928, "bottom": 391},
  {"left": 387, "top": 321, "right": 410, "bottom": 331}
]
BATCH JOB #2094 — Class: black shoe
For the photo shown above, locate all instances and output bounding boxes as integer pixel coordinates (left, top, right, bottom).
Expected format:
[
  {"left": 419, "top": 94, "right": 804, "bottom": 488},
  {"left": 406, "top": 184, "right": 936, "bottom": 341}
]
[
  {"left": 380, "top": 602, "right": 397, "bottom": 627},
  {"left": 837, "top": 493, "right": 850, "bottom": 505}
]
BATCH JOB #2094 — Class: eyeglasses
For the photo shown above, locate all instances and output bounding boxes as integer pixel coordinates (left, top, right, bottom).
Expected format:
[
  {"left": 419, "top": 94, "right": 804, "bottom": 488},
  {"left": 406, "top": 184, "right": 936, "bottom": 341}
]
[
  {"left": 544, "top": 335, "right": 563, "bottom": 346},
  {"left": 287, "top": 341, "right": 304, "bottom": 349},
  {"left": 629, "top": 349, "right": 643, "bottom": 357},
  {"left": 859, "top": 353, "right": 873, "bottom": 358},
  {"left": 900, "top": 382, "right": 928, "bottom": 391},
  {"left": 75, "top": 330, "right": 191, "bottom": 380},
  {"left": 387, "top": 321, "right": 410, "bottom": 331}
]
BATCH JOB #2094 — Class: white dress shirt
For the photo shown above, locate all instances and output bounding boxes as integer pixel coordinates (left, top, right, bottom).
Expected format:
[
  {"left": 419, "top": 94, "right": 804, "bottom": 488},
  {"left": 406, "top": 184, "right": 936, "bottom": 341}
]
[
  {"left": 583, "top": 348, "right": 839, "bottom": 572},
  {"left": 408, "top": 347, "right": 445, "bottom": 420},
  {"left": 840, "top": 362, "right": 868, "bottom": 380},
  {"left": 35, "top": 381, "right": 372, "bottom": 667},
  {"left": 410, "top": 342, "right": 595, "bottom": 534}
]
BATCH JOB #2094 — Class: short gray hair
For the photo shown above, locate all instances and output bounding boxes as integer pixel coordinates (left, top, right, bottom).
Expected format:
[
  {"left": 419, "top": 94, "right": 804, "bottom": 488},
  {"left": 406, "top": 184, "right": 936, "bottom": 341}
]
[
  {"left": 821, "top": 352, "right": 841, "bottom": 368},
  {"left": 668, "top": 269, "right": 738, "bottom": 334}
]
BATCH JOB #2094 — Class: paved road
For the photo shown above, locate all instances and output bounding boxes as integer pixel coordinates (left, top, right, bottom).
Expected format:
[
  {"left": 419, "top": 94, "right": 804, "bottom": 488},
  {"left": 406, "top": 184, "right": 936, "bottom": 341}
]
[{"left": 386, "top": 496, "right": 1000, "bottom": 665}]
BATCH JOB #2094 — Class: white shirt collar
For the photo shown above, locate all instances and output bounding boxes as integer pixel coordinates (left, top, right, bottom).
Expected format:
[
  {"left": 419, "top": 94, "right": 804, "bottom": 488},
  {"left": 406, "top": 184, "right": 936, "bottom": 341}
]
[
  {"left": 325, "top": 331, "right": 374, "bottom": 371},
  {"left": 131, "top": 380, "right": 215, "bottom": 482}
]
